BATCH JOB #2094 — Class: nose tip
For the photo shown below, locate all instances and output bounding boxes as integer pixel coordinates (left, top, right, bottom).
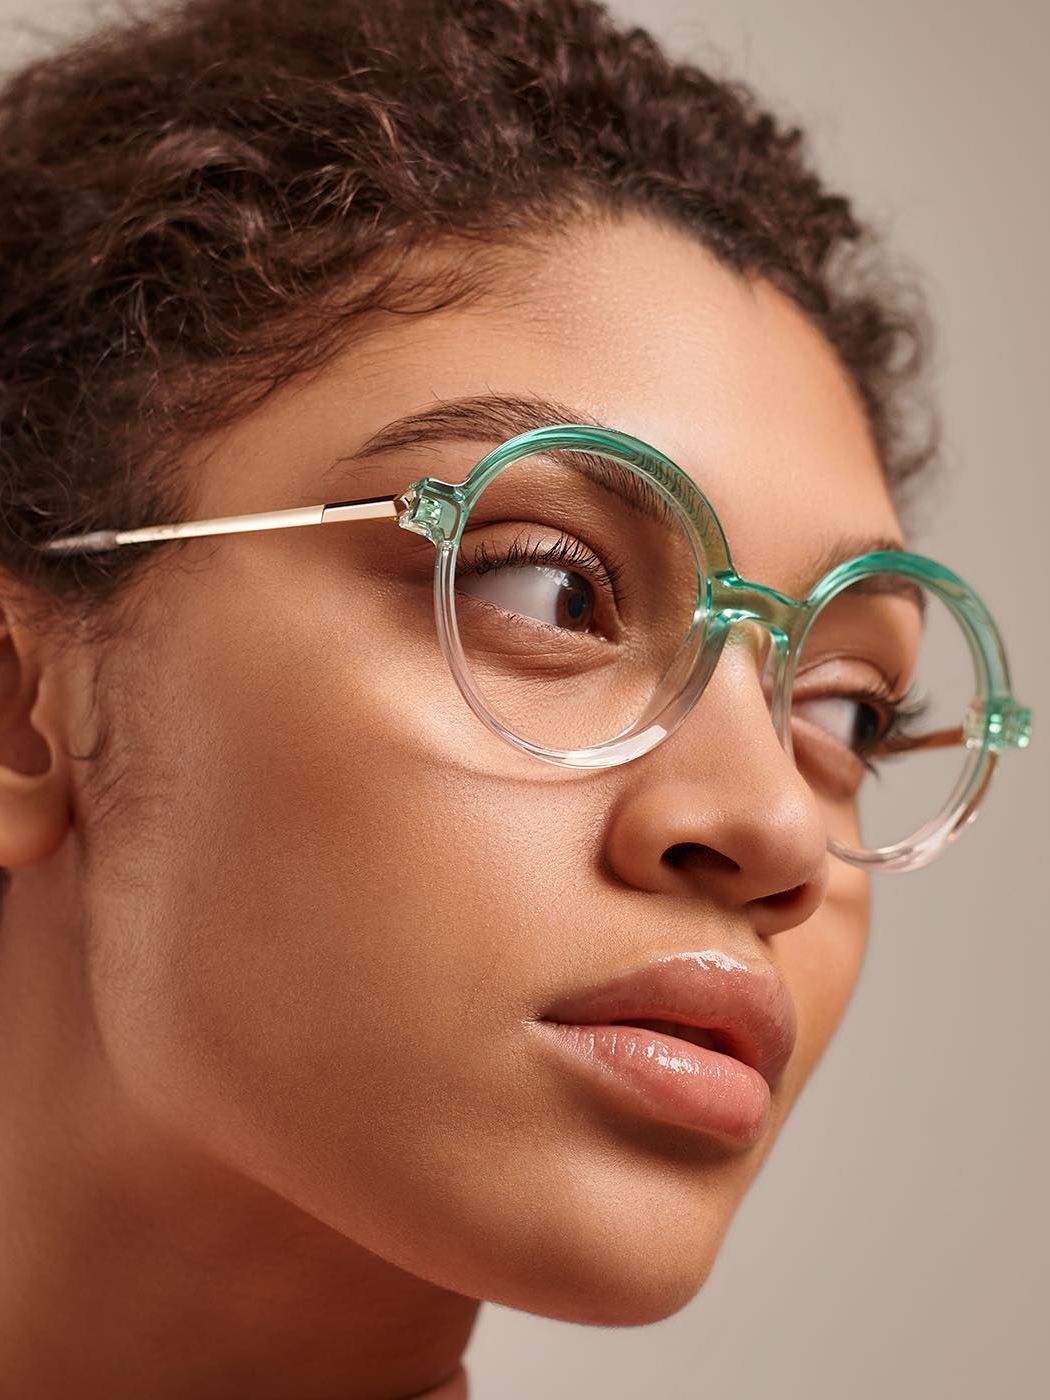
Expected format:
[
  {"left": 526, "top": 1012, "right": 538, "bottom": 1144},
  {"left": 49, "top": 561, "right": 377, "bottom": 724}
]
[{"left": 661, "top": 781, "right": 829, "bottom": 934}]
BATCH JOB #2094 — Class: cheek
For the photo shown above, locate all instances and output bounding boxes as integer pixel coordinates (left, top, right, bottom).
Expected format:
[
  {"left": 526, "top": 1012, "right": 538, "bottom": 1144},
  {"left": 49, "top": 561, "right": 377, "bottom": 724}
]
[
  {"left": 776, "top": 860, "right": 871, "bottom": 1101},
  {"left": 86, "top": 579, "right": 579, "bottom": 1222}
]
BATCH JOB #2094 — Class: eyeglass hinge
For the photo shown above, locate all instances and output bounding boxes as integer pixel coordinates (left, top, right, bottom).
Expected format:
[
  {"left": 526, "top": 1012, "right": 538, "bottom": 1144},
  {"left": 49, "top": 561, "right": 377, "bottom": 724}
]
[
  {"left": 963, "top": 696, "right": 1032, "bottom": 751},
  {"left": 393, "top": 487, "right": 460, "bottom": 543}
]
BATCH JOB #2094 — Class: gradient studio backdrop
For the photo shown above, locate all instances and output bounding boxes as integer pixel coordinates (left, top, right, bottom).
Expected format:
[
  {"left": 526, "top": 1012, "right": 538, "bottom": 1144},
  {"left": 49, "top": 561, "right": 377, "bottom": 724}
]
[{"left": 2, "top": 3, "right": 1046, "bottom": 1397}]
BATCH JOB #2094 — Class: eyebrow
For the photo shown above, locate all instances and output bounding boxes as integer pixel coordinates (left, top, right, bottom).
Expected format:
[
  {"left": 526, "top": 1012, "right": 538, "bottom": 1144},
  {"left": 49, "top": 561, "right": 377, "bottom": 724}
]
[
  {"left": 327, "top": 392, "right": 605, "bottom": 470},
  {"left": 322, "top": 391, "right": 681, "bottom": 530},
  {"left": 322, "top": 391, "right": 913, "bottom": 601}
]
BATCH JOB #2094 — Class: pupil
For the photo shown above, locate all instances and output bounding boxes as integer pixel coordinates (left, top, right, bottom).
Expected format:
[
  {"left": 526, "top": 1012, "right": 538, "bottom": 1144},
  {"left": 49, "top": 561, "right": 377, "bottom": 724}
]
[
  {"left": 557, "top": 577, "right": 592, "bottom": 629},
  {"left": 852, "top": 705, "right": 880, "bottom": 753}
]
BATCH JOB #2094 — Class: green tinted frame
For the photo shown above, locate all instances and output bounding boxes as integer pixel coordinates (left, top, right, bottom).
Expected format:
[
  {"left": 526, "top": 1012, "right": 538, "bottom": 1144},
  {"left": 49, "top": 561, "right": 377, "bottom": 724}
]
[{"left": 42, "top": 423, "right": 1032, "bottom": 872}]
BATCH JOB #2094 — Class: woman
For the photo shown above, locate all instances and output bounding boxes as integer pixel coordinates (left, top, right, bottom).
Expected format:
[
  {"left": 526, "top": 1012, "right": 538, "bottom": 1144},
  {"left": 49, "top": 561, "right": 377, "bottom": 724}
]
[{"left": 0, "top": 0, "right": 1031, "bottom": 1396}]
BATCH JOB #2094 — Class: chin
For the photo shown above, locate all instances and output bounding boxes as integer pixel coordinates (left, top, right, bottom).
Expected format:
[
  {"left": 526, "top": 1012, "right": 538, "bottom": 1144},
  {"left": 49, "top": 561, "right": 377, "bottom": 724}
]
[
  {"left": 482, "top": 1248, "right": 719, "bottom": 1329},
  {"left": 428, "top": 1184, "right": 735, "bottom": 1329}
]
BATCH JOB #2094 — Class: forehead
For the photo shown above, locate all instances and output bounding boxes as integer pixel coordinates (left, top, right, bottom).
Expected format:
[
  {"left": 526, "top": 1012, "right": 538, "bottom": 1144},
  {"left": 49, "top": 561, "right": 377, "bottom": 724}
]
[{"left": 199, "top": 212, "right": 903, "bottom": 594}]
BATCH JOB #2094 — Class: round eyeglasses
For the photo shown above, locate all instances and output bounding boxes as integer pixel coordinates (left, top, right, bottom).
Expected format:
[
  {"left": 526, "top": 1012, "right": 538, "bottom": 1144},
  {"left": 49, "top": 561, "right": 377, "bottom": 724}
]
[{"left": 40, "top": 423, "right": 1032, "bottom": 872}]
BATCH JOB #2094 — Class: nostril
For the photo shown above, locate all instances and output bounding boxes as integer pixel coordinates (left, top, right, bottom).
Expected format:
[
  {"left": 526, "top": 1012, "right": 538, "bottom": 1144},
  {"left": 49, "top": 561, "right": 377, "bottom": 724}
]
[
  {"left": 663, "top": 842, "right": 740, "bottom": 874},
  {"left": 757, "top": 882, "right": 814, "bottom": 915}
]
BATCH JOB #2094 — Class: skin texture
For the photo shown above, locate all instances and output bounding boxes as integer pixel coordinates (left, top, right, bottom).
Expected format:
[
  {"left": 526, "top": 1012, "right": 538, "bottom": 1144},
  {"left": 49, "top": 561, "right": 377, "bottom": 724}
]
[{"left": 0, "top": 211, "right": 903, "bottom": 1398}]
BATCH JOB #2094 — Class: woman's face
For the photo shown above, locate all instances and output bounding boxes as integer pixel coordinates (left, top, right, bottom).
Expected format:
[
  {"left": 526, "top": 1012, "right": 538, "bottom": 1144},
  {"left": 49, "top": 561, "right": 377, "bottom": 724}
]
[{"left": 60, "top": 213, "right": 901, "bottom": 1324}]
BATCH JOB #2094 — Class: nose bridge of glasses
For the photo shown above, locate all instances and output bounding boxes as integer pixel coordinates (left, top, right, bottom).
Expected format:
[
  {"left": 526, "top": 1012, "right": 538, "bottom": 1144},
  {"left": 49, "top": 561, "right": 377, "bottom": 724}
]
[
  {"left": 704, "top": 577, "right": 803, "bottom": 729},
  {"left": 709, "top": 576, "right": 800, "bottom": 649}
]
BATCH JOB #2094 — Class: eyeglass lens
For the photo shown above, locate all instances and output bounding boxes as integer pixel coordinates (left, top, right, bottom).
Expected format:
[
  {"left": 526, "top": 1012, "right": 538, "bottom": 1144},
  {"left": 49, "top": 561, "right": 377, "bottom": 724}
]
[{"left": 447, "top": 447, "right": 981, "bottom": 858}]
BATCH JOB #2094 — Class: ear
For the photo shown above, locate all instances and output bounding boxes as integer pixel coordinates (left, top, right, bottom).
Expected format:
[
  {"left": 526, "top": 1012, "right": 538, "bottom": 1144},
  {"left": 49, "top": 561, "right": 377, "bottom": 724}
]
[{"left": 0, "top": 592, "right": 72, "bottom": 870}]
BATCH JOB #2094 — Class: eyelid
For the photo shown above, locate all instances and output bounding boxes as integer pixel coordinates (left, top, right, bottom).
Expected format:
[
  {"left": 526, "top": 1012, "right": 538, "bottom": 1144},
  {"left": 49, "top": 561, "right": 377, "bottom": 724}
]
[{"left": 791, "top": 652, "right": 908, "bottom": 698}]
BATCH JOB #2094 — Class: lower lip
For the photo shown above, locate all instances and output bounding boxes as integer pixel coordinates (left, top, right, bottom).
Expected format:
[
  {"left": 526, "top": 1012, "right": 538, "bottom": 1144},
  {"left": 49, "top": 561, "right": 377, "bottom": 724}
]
[{"left": 537, "top": 1021, "right": 772, "bottom": 1148}]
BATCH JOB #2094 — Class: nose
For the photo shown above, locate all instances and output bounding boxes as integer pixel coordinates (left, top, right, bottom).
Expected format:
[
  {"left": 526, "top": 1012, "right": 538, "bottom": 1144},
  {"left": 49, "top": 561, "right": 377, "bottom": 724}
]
[{"left": 602, "top": 627, "right": 829, "bottom": 935}]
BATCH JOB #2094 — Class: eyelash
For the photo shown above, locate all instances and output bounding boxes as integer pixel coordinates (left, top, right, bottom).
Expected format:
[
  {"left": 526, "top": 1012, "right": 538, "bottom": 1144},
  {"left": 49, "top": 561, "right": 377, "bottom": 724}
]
[
  {"left": 848, "top": 679, "right": 932, "bottom": 773},
  {"left": 458, "top": 531, "right": 633, "bottom": 612}
]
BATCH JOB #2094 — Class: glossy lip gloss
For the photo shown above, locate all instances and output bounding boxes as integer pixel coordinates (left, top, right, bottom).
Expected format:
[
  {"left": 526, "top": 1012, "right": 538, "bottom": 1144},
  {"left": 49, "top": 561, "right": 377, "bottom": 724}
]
[
  {"left": 535, "top": 948, "right": 796, "bottom": 1148},
  {"left": 534, "top": 1020, "right": 773, "bottom": 1148}
]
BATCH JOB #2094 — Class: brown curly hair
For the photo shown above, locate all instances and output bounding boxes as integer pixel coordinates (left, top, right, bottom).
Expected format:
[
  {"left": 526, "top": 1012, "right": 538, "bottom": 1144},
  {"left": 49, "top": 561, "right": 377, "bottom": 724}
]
[{"left": 0, "top": 0, "right": 937, "bottom": 905}]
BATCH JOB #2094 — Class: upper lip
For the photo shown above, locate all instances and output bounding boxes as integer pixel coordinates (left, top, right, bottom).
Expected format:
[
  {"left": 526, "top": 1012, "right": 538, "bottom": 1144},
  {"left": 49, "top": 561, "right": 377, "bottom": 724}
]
[{"left": 541, "top": 950, "right": 797, "bottom": 1090}]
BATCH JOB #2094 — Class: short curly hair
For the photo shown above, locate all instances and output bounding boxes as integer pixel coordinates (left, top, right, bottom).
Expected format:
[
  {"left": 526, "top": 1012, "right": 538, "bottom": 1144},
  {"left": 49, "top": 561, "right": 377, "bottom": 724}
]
[
  {"left": 0, "top": 0, "right": 946, "bottom": 921},
  {"left": 0, "top": 0, "right": 938, "bottom": 629}
]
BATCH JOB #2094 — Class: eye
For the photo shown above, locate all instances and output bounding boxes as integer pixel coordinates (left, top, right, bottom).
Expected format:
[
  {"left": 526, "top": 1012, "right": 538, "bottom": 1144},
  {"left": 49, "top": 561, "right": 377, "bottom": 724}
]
[
  {"left": 794, "top": 695, "right": 883, "bottom": 753},
  {"left": 458, "top": 559, "right": 598, "bottom": 632},
  {"left": 793, "top": 686, "right": 931, "bottom": 769},
  {"left": 455, "top": 531, "right": 624, "bottom": 639}
]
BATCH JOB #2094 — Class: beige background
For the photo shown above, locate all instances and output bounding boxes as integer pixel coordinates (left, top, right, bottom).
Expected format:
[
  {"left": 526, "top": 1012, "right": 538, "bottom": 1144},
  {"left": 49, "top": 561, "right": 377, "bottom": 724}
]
[{"left": 3, "top": 2, "right": 1047, "bottom": 1396}]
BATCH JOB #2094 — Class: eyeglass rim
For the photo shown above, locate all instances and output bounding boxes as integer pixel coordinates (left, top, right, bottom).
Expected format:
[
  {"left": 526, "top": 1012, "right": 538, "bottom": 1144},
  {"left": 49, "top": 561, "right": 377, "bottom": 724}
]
[{"left": 399, "top": 423, "right": 1030, "bottom": 872}]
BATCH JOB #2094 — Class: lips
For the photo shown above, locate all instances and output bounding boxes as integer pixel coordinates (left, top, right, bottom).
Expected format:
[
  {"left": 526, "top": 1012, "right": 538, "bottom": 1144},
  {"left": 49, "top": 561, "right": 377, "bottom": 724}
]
[
  {"left": 612, "top": 1018, "right": 720, "bottom": 1052},
  {"left": 540, "top": 949, "right": 797, "bottom": 1091}
]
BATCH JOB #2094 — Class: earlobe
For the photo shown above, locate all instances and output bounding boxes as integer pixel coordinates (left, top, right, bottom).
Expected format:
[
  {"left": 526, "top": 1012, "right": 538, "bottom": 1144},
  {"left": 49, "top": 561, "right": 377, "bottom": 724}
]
[{"left": 0, "top": 609, "right": 73, "bottom": 871}]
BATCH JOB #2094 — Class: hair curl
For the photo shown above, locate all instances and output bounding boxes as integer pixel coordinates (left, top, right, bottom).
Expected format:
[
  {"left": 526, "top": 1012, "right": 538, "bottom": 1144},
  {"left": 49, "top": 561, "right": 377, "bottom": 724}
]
[{"left": 0, "top": 0, "right": 938, "bottom": 905}]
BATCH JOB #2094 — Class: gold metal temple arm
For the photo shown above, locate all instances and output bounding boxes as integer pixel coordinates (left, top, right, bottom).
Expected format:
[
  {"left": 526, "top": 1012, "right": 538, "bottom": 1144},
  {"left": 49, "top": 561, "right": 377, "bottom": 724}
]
[{"left": 40, "top": 496, "right": 400, "bottom": 555}]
